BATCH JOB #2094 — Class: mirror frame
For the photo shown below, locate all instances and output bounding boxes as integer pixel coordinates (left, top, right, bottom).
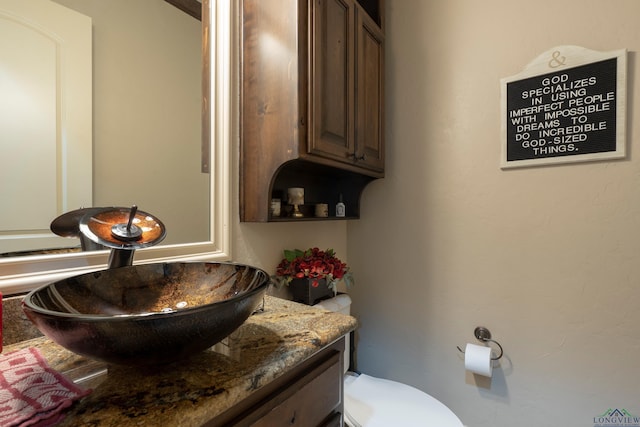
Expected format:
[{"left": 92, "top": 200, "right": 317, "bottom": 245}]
[{"left": 0, "top": 0, "right": 231, "bottom": 295}]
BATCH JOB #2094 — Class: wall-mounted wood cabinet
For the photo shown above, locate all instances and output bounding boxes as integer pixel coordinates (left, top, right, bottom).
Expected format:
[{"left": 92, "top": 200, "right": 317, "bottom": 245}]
[{"left": 240, "top": 0, "right": 385, "bottom": 222}]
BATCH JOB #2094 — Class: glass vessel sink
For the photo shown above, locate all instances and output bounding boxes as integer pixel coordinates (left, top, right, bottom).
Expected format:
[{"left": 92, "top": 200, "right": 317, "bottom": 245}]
[{"left": 22, "top": 262, "right": 269, "bottom": 366}]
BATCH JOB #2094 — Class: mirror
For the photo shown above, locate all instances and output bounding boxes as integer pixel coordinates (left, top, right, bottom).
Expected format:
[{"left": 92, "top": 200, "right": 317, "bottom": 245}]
[
  {"left": 0, "top": 0, "right": 231, "bottom": 294},
  {"left": 1, "top": 0, "right": 205, "bottom": 254}
]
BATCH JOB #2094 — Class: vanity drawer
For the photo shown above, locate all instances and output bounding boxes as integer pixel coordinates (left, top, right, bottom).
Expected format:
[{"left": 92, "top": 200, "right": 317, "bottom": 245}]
[
  {"left": 251, "top": 350, "right": 342, "bottom": 426},
  {"left": 207, "top": 338, "right": 346, "bottom": 427}
]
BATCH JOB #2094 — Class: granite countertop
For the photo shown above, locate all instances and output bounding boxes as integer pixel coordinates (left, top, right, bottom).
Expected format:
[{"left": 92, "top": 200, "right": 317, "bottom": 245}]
[{"left": 3, "top": 296, "right": 357, "bottom": 426}]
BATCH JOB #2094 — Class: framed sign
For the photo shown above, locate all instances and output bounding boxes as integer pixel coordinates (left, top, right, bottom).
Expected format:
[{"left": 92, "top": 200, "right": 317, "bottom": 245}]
[{"left": 501, "top": 46, "right": 626, "bottom": 169}]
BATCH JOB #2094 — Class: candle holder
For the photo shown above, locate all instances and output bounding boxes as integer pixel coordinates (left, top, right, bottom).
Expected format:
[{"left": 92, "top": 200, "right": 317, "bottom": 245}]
[{"left": 287, "top": 187, "right": 304, "bottom": 218}]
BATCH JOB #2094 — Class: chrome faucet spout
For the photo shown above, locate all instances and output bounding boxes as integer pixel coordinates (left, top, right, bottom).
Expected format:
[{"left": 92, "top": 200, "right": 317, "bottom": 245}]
[{"left": 107, "top": 248, "right": 136, "bottom": 269}]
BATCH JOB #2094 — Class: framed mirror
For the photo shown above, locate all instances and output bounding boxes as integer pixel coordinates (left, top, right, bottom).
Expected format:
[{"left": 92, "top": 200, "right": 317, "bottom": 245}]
[{"left": 0, "top": 0, "right": 231, "bottom": 294}]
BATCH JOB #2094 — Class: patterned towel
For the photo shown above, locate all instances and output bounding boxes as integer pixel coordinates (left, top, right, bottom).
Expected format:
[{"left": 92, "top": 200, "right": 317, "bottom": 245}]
[{"left": 0, "top": 348, "right": 91, "bottom": 426}]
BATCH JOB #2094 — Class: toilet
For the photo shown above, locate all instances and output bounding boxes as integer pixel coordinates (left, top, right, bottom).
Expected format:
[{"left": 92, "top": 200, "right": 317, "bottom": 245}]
[{"left": 315, "top": 295, "right": 464, "bottom": 427}]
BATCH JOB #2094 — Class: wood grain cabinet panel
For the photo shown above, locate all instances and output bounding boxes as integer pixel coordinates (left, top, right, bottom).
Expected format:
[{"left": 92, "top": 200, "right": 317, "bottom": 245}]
[
  {"left": 251, "top": 352, "right": 342, "bottom": 426},
  {"left": 240, "top": 0, "right": 384, "bottom": 222},
  {"left": 207, "top": 338, "right": 346, "bottom": 427}
]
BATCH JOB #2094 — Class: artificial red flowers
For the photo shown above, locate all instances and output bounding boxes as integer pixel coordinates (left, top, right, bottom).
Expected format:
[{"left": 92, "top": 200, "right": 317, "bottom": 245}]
[{"left": 274, "top": 248, "right": 354, "bottom": 291}]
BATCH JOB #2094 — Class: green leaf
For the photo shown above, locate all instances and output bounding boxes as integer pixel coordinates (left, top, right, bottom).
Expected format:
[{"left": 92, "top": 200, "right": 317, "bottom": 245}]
[
  {"left": 284, "top": 249, "right": 304, "bottom": 262},
  {"left": 270, "top": 275, "right": 293, "bottom": 288},
  {"left": 343, "top": 271, "right": 355, "bottom": 288}
]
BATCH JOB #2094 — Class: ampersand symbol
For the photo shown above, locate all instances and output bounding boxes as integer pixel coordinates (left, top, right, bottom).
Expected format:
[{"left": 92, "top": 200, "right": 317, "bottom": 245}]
[{"left": 548, "top": 50, "right": 566, "bottom": 68}]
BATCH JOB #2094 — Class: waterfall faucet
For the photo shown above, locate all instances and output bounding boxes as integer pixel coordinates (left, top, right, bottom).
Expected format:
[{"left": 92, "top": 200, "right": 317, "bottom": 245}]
[{"left": 51, "top": 205, "right": 166, "bottom": 269}]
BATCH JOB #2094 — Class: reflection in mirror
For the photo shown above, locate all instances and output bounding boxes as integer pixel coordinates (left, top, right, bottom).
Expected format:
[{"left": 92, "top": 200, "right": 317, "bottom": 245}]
[
  {"left": 0, "top": 0, "right": 207, "bottom": 256},
  {"left": 0, "top": 0, "right": 231, "bottom": 294}
]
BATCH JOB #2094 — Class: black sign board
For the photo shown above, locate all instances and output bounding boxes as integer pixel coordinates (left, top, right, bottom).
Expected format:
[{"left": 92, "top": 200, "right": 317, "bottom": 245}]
[{"left": 501, "top": 47, "right": 626, "bottom": 168}]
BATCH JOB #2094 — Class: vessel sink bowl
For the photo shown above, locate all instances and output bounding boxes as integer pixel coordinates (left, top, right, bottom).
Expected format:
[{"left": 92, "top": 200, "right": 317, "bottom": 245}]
[{"left": 23, "top": 262, "right": 269, "bottom": 366}]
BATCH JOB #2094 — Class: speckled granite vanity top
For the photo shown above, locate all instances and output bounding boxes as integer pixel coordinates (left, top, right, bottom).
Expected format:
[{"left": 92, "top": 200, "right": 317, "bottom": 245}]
[{"left": 3, "top": 296, "right": 357, "bottom": 426}]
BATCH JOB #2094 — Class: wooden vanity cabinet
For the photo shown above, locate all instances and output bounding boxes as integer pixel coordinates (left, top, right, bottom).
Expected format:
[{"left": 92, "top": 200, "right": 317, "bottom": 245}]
[
  {"left": 208, "top": 338, "right": 346, "bottom": 427},
  {"left": 240, "top": 0, "right": 384, "bottom": 222}
]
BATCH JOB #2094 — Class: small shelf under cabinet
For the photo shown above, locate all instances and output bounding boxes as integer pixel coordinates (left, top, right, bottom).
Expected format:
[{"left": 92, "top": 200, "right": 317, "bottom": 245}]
[{"left": 269, "top": 160, "right": 375, "bottom": 221}]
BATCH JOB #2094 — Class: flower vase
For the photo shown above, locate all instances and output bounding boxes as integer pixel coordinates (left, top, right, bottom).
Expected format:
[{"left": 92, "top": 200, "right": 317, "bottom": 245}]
[{"left": 289, "top": 278, "right": 335, "bottom": 306}]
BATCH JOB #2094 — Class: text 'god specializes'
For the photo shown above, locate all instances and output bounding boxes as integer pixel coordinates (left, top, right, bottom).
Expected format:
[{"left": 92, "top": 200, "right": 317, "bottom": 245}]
[{"left": 505, "top": 58, "right": 617, "bottom": 160}]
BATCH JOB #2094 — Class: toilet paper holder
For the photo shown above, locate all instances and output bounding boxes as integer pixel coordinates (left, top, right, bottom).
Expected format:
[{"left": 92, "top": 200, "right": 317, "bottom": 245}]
[{"left": 457, "top": 326, "right": 504, "bottom": 360}]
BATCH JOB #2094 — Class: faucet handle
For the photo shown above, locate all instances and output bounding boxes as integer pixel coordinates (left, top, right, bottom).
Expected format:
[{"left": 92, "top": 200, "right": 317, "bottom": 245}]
[{"left": 111, "top": 205, "right": 143, "bottom": 241}]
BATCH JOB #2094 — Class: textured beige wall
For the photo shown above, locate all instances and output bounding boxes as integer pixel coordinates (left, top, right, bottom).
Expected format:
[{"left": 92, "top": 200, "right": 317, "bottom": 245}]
[{"left": 347, "top": 1, "right": 640, "bottom": 426}]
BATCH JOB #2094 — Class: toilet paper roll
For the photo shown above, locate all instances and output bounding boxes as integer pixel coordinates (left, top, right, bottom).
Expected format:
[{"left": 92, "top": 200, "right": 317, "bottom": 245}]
[{"left": 464, "top": 343, "right": 493, "bottom": 377}]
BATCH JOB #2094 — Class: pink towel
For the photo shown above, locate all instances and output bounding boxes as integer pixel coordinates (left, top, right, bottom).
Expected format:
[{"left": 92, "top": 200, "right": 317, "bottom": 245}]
[{"left": 0, "top": 348, "right": 91, "bottom": 426}]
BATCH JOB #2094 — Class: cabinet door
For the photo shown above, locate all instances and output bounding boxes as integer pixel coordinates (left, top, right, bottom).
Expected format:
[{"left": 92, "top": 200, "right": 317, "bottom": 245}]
[
  {"left": 354, "top": 6, "right": 384, "bottom": 173},
  {"left": 309, "top": 0, "right": 355, "bottom": 163}
]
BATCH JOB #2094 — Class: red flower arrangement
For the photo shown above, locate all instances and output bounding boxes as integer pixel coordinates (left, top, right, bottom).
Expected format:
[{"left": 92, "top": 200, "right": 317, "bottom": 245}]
[{"left": 274, "top": 248, "right": 354, "bottom": 292}]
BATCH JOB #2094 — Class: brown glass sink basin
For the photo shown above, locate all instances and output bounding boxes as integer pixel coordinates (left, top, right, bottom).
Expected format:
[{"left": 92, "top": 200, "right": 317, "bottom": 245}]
[{"left": 22, "top": 262, "right": 270, "bottom": 366}]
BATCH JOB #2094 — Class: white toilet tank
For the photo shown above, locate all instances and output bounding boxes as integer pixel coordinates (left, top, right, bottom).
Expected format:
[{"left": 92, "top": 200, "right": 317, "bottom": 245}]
[
  {"left": 314, "top": 294, "right": 352, "bottom": 373},
  {"left": 314, "top": 293, "right": 352, "bottom": 315},
  {"left": 314, "top": 295, "right": 464, "bottom": 427}
]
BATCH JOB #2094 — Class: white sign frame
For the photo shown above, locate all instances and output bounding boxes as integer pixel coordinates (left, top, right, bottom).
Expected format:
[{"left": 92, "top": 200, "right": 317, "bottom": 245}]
[{"left": 501, "top": 46, "right": 627, "bottom": 169}]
